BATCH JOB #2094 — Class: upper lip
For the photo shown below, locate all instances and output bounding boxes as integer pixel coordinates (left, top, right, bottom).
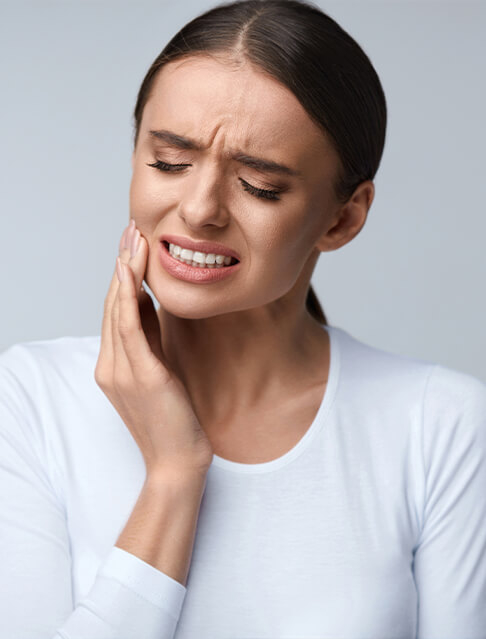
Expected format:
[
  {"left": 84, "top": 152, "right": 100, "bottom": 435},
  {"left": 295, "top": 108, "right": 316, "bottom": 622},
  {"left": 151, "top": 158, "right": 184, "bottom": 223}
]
[{"left": 160, "top": 234, "right": 241, "bottom": 261}]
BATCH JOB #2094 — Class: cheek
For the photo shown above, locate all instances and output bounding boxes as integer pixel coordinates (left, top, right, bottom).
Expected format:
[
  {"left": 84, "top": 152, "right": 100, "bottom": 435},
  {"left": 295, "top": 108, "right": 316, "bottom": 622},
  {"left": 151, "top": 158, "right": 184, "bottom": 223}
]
[
  {"left": 129, "top": 170, "right": 148, "bottom": 212},
  {"left": 246, "top": 216, "right": 310, "bottom": 292},
  {"left": 251, "top": 206, "right": 314, "bottom": 268},
  {"left": 129, "top": 169, "right": 171, "bottom": 221}
]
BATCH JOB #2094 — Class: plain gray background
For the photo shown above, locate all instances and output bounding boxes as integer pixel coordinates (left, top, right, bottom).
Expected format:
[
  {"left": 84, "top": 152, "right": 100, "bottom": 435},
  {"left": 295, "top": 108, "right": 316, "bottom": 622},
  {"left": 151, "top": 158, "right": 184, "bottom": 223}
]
[{"left": 1, "top": 0, "right": 485, "bottom": 382}]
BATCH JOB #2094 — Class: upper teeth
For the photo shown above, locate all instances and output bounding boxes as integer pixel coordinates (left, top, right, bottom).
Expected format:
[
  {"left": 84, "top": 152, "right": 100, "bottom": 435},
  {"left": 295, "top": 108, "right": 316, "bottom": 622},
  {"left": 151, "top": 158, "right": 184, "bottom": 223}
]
[{"left": 169, "top": 243, "right": 233, "bottom": 266}]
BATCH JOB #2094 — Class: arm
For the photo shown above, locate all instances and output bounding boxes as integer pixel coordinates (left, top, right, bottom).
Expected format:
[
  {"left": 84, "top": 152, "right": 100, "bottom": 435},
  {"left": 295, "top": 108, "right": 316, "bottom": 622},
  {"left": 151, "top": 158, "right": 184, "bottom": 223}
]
[
  {"left": 0, "top": 345, "right": 191, "bottom": 639},
  {"left": 413, "top": 365, "right": 486, "bottom": 639},
  {"left": 58, "top": 470, "right": 209, "bottom": 639},
  {"left": 115, "top": 470, "right": 208, "bottom": 587}
]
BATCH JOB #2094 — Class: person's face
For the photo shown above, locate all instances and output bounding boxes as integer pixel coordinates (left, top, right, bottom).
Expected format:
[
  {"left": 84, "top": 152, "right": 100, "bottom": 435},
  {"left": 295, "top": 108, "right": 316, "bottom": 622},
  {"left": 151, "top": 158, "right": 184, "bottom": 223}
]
[{"left": 130, "top": 54, "right": 349, "bottom": 319}]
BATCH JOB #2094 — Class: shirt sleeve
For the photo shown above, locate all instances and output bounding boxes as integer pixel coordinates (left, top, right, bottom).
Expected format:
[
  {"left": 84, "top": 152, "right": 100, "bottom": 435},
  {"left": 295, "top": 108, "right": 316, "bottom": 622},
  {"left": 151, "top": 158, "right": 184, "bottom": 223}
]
[
  {"left": 0, "top": 343, "right": 187, "bottom": 639},
  {"left": 413, "top": 364, "right": 486, "bottom": 639}
]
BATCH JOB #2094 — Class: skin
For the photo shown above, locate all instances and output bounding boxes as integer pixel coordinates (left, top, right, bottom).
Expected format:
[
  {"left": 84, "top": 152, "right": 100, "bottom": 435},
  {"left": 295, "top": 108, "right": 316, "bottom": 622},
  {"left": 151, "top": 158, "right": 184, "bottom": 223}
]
[{"left": 127, "top": 54, "right": 374, "bottom": 457}]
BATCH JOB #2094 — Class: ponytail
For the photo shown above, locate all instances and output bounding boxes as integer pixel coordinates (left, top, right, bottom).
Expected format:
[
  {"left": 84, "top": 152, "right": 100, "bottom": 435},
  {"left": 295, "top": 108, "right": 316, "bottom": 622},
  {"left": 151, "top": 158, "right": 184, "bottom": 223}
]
[{"left": 306, "top": 285, "right": 327, "bottom": 325}]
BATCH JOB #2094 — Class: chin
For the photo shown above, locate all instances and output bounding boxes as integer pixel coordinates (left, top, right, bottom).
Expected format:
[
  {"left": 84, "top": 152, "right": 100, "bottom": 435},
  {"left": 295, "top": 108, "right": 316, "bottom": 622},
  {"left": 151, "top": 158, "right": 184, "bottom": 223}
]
[{"left": 148, "top": 288, "right": 231, "bottom": 321}]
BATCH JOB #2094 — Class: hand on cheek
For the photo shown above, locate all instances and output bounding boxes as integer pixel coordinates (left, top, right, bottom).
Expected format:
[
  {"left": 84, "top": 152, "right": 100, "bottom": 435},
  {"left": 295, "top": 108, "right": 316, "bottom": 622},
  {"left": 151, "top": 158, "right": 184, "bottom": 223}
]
[{"left": 94, "top": 220, "right": 214, "bottom": 478}]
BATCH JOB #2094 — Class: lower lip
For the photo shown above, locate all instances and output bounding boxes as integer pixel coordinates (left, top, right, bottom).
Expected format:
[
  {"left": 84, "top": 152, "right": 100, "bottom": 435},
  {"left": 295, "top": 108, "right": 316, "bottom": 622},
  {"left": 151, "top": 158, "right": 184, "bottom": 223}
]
[{"left": 158, "top": 242, "right": 241, "bottom": 283}]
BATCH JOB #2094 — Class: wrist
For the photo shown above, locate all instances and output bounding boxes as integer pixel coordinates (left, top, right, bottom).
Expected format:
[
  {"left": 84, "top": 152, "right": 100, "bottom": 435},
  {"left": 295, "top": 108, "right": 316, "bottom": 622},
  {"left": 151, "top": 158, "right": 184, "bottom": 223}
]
[{"left": 144, "top": 464, "right": 210, "bottom": 492}]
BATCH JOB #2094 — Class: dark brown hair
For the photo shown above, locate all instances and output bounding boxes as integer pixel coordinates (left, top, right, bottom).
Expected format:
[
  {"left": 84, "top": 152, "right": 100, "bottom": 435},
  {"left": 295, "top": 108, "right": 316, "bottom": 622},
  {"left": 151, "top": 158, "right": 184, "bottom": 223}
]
[{"left": 132, "top": 0, "right": 387, "bottom": 326}]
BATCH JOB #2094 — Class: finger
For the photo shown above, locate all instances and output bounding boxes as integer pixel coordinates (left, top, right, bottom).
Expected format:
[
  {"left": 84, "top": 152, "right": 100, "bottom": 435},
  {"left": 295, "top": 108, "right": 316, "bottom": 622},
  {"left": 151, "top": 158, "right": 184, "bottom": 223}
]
[
  {"left": 118, "top": 222, "right": 131, "bottom": 254},
  {"left": 116, "top": 259, "right": 170, "bottom": 379},
  {"left": 112, "top": 241, "right": 136, "bottom": 380},
  {"left": 127, "top": 227, "right": 149, "bottom": 301},
  {"left": 103, "top": 221, "right": 133, "bottom": 350},
  {"left": 126, "top": 229, "right": 166, "bottom": 364},
  {"left": 97, "top": 222, "right": 132, "bottom": 383}
]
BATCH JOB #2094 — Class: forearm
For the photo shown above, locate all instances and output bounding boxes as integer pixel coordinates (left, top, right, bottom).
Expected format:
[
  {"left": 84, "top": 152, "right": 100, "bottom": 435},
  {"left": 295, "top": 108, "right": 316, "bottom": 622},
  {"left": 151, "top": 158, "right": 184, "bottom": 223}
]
[{"left": 115, "top": 471, "right": 208, "bottom": 587}]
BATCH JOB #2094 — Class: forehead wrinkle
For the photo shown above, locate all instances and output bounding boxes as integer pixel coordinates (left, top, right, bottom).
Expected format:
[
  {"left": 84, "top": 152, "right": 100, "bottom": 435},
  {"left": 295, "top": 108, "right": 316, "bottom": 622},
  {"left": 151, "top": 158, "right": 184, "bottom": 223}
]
[
  {"left": 150, "top": 56, "right": 299, "bottom": 147},
  {"left": 148, "top": 122, "right": 304, "bottom": 179},
  {"left": 146, "top": 59, "right": 327, "bottom": 178}
]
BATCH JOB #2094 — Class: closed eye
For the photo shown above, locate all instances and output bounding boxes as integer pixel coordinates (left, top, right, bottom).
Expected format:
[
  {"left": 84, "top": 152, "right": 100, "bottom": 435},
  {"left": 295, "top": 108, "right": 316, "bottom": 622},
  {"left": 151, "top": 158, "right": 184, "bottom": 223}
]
[{"left": 146, "top": 160, "right": 282, "bottom": 201}]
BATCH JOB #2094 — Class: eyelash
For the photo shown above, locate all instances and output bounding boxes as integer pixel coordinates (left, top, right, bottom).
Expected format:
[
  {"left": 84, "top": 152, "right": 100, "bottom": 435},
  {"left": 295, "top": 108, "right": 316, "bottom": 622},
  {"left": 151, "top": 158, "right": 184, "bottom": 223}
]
[{"left": 146, "top": 160, "right": 282, "bottom": 201}]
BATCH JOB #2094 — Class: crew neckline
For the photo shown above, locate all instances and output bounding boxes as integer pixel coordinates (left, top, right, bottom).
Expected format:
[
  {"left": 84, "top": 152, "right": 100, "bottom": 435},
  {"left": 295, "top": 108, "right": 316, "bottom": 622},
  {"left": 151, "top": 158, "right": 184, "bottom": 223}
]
[{"left": 210, "top": 323, "right": 341, "bottom": 474}]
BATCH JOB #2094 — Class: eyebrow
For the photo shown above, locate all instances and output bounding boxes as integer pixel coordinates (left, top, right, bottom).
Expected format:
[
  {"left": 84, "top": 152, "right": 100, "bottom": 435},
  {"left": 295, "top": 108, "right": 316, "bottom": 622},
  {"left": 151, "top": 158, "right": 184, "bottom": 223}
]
[{"left": 148, "top": 129, "right": 302, "bottom": 178}]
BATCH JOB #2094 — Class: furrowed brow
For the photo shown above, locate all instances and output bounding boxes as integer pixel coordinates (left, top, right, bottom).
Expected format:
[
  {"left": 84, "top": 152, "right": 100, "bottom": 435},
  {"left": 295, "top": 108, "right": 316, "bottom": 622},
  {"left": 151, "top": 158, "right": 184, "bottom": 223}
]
[
  {"left": 149, "top": 129, "right": 201, "bottom": 150},
  {"left": 228, "top": 152, "right": 301, "bottom": 177},
  {"left": 148, "top": 129, "right": 301, "bottom": 177}
]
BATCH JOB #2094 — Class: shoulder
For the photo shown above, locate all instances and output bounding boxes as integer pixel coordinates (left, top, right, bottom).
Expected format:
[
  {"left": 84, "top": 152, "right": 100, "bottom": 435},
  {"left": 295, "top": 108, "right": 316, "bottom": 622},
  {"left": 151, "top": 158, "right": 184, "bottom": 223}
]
[
  {"left": 0, "top": 335, "right": 104, "bottom": 477},
  {"left": 422, "top": 363, "right": 486, "bottom": 455},
  {"left": 0, "top": 334, "right": 101, "bottom": 367},
  {"left": 0, "top": 334, "right": 101, "bottom": 388},
  {"left": 330, "top": 325, "right": 436, "bottom": 405},
  {"left": 330, "top": 324, "right": 485, "bottom": 428},
  {"left": 0, "top": 335, "right": 103, "bottom": 429},
  {"left": 424, "top": 361, "right": 486, "bottom": 419}
]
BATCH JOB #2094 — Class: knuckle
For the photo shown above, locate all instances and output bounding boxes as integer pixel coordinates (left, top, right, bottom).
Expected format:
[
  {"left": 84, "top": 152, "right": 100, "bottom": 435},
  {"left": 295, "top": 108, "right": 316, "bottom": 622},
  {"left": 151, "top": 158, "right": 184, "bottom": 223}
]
[{"left": 94, "top": 366, "right": 111, "bottom": 390}]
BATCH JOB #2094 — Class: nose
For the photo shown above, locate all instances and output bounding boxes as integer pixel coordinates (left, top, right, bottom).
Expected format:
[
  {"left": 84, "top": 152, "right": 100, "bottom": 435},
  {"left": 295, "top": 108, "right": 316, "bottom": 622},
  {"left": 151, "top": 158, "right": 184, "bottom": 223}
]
[{"left": 177, "top": 161, "right": 230, "bottom": 231}]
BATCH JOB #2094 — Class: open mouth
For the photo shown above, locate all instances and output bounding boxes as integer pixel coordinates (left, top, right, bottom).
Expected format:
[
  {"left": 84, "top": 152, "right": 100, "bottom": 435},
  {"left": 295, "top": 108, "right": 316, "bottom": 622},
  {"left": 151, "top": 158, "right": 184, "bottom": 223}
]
[{"left": 162, "top": 241, "right": 240, "bottom": 268}]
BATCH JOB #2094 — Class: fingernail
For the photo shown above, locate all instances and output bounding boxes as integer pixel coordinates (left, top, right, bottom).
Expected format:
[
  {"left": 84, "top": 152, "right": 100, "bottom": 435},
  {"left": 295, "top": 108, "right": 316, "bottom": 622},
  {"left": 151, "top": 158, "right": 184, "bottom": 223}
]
[
  {"left": 116, "top": 256, "right": 125, "bottom": 282},
  {"left": 126, "top": 220, "right": 136, "bottom": 248},
  {"left": 130, "top": 229, "right": 141, "bottom": 258}
]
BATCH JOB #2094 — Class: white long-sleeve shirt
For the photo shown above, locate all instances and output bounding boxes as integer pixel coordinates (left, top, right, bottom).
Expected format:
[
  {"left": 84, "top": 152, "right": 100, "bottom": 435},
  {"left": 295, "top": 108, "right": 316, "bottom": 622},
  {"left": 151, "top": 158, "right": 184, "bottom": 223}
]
[{"left": 1, "top": 323, "right": 485, "bottom": 639}]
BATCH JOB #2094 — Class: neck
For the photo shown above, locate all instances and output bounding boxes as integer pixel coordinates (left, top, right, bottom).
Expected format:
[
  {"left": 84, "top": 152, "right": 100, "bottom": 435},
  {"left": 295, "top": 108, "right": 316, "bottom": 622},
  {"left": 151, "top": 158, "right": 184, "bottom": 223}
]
[{"left": 156, "top": 302, "right": 329, "bottom": 426}]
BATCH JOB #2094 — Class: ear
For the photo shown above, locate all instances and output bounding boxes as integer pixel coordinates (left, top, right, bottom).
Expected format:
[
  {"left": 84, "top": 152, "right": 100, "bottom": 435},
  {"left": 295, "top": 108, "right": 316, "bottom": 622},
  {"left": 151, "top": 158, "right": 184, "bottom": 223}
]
[
  {"left": 131, "top": 150, "right": 135, "bottom": 171},
  {"left": 315, "top": 180, "right": 375, "bottom": 253}
]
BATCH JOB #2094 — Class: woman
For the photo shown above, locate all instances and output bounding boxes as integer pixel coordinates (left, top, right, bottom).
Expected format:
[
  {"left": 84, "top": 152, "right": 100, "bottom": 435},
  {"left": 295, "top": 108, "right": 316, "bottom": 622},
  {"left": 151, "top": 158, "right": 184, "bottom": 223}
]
[{"left": 1, "top": 1, "right": 485, "bottom": 638}]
